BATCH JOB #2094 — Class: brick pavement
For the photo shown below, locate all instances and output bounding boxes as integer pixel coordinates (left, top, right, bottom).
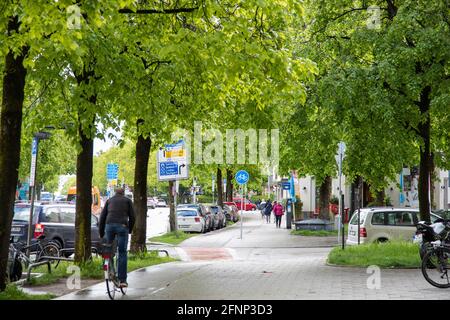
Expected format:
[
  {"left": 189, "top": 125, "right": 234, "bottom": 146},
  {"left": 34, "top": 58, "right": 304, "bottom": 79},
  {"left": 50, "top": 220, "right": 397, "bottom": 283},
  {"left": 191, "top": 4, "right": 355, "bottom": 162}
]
[{"left": 58, "top": 213, "right": 450, "bottom": 300}]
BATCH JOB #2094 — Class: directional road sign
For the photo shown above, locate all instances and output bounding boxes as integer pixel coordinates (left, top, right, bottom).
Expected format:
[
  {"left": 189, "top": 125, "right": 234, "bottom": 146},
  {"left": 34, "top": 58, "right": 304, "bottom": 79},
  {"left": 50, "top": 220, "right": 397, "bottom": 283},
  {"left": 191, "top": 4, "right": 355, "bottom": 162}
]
[{"left": 157, "top": 140, "right": 189, "bottom": 181}]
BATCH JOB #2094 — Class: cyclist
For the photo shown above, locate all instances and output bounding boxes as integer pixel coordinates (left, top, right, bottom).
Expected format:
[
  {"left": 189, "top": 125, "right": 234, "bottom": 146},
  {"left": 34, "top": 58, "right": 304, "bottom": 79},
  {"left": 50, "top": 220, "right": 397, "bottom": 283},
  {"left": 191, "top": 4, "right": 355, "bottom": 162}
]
[{"left": 99, "top": 188, "right": 135, "bottom": 288}]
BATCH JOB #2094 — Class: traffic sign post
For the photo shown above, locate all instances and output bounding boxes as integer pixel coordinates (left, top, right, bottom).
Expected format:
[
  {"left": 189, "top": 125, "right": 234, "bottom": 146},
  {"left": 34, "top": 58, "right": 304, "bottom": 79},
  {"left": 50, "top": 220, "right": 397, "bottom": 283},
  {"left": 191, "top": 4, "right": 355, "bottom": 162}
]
[
  {"left": 157, "top": 140, "right": 188, "bottom": 181},
  {"left": 27, "top": 133, "right": 51, "bottom": 257},
  {"left": 335, "top": 141, "right": 346, "bottom": 249},
  {"left": 157, "top": 140, "right": 189, "bottom": 231},
  {"left": 235, "top": 170, "right": 249, "bottom": 240}
]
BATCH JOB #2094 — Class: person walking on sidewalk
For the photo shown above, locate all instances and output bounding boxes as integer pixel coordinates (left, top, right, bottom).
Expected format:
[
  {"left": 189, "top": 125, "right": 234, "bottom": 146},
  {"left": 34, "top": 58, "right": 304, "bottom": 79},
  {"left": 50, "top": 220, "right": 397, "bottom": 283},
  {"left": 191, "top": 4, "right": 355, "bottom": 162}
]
[
  {"left": 273, "top": 201, "right": 284, "bottom": 228},
  {"left": 264, "top": 199, "right": 272, "bottom": 223}
]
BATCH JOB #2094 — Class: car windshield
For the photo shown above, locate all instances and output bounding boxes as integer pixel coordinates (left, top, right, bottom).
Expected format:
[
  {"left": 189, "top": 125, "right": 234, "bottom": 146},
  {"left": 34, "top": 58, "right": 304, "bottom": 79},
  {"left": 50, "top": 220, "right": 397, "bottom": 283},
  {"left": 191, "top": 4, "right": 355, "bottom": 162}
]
[
  {"left": 177, "top": 210, "right": 198, "bottom": 217},
  {"left": 349, "top": 211, "right": 367, "bottom": 225},
  {"left": 13, "top": 206, "right": 39, "bottom": 222}
]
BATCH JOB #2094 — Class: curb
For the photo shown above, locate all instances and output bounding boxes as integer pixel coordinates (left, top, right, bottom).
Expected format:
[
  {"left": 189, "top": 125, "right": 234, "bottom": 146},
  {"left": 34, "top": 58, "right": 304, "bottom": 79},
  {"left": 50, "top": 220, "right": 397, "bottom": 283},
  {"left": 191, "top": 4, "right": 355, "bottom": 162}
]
[{"left": 325, "top": 261, "right": 420, "bottom": 270}]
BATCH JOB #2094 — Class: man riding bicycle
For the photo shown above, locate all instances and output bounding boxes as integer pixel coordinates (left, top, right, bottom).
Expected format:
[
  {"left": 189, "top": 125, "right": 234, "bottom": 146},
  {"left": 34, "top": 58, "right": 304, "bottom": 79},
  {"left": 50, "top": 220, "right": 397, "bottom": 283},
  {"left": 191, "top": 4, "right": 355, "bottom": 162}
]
[{"left": 99, "top": 188, "right": 135, "bottom": 288}]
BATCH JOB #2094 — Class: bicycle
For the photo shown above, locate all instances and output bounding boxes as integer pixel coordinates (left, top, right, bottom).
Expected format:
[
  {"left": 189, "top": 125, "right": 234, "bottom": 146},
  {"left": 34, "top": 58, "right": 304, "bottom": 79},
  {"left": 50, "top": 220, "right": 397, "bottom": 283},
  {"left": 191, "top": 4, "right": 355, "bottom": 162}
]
[
  {"left": 421, "top": 240, "right": 450, "bottom": 288},
  {"left": 101, "top": 240, "right": 127, "bottom": 300},
  {"left": 11, "top": 236, "right": 61, "bottom": 268},
  {"left": 420, "top": 219, "right": 450, "bottom": 288}
]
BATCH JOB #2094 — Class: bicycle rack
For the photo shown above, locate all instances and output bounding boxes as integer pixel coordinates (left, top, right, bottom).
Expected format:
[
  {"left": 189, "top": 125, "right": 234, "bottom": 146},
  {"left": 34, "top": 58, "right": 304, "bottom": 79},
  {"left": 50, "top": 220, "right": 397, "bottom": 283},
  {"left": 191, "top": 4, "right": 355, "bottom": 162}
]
[
  {"left": 26, "top": 261, "right": 51, "bottom": 283},
  {"left": 146, "top": 242, "right": 170, "bottom": 257}
]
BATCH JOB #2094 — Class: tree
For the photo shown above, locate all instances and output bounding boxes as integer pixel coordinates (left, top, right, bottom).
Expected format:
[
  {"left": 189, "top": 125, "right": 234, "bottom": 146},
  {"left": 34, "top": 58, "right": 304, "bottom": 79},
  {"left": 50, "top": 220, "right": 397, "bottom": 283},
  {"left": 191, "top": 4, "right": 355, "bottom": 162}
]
[{"left": 287, "top": 0, "right": 450, "bottom": 222}]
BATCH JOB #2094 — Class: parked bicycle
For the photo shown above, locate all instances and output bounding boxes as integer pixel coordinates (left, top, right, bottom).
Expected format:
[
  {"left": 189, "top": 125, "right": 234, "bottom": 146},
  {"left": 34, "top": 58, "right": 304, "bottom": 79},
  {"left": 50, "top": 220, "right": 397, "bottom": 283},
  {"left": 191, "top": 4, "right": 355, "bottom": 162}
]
[
  {"left": 417, "top": 219, "right": 450, "bottom": 288},
  {"left": 9, "top": 235, "right": 61, "bottom": 276},
  {"left": 101, "top": 240, "right": 127, "bottom": 300}
]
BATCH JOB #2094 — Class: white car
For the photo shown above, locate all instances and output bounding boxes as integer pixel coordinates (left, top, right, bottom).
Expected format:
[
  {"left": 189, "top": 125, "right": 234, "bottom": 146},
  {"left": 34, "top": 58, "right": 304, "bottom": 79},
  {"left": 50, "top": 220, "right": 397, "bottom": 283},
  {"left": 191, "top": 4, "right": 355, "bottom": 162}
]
[
  {"left": 156, "top": 199, "right": 167, "bottom": 207},
  {"left": 177, "top": 208, "right": 205, "bottom": 233},
  {"left": 147, "top": 197, "right": 156, "bottom": 209},
  {"left": 346, "top": 207, "right": 442, "bottom": 245}
]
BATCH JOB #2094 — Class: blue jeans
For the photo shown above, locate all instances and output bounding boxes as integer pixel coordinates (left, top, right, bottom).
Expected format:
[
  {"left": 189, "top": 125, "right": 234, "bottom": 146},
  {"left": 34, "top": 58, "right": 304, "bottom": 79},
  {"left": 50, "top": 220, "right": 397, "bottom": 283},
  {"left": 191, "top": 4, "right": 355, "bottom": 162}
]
[{"left": 105, "top": 223, "right": 128, "bottom": 282}]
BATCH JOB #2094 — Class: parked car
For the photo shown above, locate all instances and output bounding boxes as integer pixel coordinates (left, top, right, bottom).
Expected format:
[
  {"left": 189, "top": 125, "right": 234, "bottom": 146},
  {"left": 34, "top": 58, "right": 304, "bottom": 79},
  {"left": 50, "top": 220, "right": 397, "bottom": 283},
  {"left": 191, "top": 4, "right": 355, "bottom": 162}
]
[
  {"left": 233, "top": 198, "right": 257, "bottom": 211},
  {"left": 156, "top": 198, "right": 168, "bottom": 207},
  {"left": 147, "top": 197, "right": 156, "bottom": 209},
  {"left": 223, "top": 203, "right": 240, "bottom": 222},
  {"left": 177, "top": 208, "right": 206, "bottom": 233},
  {"left": 205, "top": 204, "right": 226, "bottom": 229},
  {"left": 177, "top": 204, "right": 212, "bottom": 231},
  {"left": 55, "top": 195, "right": 67, "bottom": 202},
  {"left": 346, "top": 207, "right": 443, "bottom": 245},
  {"left": 40, "top": 192, "right": 53, "bottom": 202},
  {"left": 10, "top": 203, "right": 101, "bottom": 256}
]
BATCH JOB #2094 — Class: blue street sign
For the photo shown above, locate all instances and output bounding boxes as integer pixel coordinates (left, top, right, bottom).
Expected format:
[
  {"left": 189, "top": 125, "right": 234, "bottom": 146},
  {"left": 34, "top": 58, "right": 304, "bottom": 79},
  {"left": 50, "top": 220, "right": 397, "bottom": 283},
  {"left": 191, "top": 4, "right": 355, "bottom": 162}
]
[
  {"left": 159, "top": 162, "right": 179, "bottom": 176},
  {"left": 235, "top": 170, "right": 249, "bottom": 185},
  {"left": 31, "top": 138, "right": 38, "bottom": 155},
  {"left": 106, "top": 163, "right": 119, "bottom": 180},
  {"left": 282, "top": 182, "right": 290, "bottom": 190}
]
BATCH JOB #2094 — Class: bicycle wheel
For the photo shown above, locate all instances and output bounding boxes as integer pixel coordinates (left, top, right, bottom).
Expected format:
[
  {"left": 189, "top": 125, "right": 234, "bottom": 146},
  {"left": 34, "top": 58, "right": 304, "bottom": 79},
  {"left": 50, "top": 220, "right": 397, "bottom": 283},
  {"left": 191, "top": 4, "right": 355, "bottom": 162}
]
[
  {"left": 421, "top": 249, "right": 450, "bottom": 288},
  {"left": 37, "top": 242, "right": 60, "bottom": 263},
  {"left": 105, "top": 258, "right": 116, "bottom": 300}
]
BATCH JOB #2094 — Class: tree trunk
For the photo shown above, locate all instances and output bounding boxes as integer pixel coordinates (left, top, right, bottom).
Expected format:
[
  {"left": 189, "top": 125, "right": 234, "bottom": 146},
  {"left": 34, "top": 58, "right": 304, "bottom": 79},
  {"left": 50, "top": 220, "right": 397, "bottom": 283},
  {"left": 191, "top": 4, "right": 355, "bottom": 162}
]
[
  {"left": 418, "top": 86, "right": 432, "bottom": 223},
  {"left": 74, "top": 116, "right": 94, "bottom": 263},
  {"left": 430, "top": 152, "right": 436, "bottom": 210},
  {"left": 350, "top": 179, "right": 356, "bottom": 217},
  {"left": 226, "top": 169, "right": 233, "bottom": 202},
  {"left": 130, "top": 120, "right": 151, "bottom": 253},
  {"left": 217, "top": 167, "right": 223, "bottom": 207},
  {"left": 168, "top": 180, "right": 176, "bottom": 232},
  {"left": 318, "top": 176, "right": 331, "bottom": 220},
  {"left": 0, "top": 16, "right": 28, "bottom": 291}
]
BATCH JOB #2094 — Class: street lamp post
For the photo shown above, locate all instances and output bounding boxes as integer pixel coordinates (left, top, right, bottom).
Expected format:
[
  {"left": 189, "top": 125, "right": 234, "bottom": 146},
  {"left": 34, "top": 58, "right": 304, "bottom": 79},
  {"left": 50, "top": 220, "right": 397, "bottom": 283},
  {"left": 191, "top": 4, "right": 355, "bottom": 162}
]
[{"left": 26, "top": 132, "right": 51, "bottom": 257}]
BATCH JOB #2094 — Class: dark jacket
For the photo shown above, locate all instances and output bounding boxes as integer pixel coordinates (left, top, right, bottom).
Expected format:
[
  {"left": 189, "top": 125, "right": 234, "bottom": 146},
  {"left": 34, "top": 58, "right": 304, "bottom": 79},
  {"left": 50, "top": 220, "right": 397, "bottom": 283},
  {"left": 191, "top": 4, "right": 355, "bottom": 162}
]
[
  {"left": 99, "top": 194, "right": 135, "bottom": 238},
  {"left": 264, "top": 201, "right": 273, "bottom": 215}
]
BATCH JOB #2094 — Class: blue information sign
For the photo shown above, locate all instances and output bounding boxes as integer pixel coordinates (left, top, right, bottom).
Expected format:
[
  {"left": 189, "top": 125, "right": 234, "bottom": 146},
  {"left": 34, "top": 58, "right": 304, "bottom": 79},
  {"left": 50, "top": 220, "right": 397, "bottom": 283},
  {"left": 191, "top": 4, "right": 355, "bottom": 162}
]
[
  {"left": 159, "top": 162, "right": 179, "bottom": 176},
  {"left": 235, "top": 170, "right": 249, "bottom": 185},
  {"left": 106, "top": 163, "right": 119, "bottom": 180}
]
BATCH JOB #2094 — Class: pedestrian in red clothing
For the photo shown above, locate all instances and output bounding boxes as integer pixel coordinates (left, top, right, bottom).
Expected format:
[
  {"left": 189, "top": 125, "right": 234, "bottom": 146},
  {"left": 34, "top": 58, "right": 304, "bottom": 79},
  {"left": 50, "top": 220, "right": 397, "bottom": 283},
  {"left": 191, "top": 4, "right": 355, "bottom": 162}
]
[{"left": 272, "top": 201, "right": 284, "bottom": 228}]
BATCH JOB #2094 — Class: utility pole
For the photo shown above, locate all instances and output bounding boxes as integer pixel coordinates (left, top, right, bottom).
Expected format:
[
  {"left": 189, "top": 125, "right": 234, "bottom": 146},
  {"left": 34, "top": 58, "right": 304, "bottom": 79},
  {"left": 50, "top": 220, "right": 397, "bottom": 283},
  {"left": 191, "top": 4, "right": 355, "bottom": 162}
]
[{"left": 27, "top": 132, "right": 51, "bottom": 257}]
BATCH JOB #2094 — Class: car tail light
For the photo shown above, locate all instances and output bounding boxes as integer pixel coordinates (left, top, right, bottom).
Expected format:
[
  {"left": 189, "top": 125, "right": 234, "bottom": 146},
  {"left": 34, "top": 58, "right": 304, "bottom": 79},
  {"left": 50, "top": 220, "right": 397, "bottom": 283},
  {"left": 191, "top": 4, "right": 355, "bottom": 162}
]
[
  {"left": 359, "top": 227, "right": 367, "bottom": 238},
  {"left": 33, "top": 224, "right": 44, "bottom": 238},
  {"left": 195, "top": 217, "right": 200, "bottom": 223}
]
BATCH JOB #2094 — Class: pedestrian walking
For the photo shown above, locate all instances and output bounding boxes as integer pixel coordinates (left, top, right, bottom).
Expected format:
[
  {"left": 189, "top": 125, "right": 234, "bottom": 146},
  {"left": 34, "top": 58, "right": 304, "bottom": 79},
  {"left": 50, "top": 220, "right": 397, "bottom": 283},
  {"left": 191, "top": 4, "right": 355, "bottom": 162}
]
[
  {"left": 264, "top": 199, "right": 272, "bottom": 223},
  {"left": 273, "top": 201, "right": 284, "bottom": 228}
]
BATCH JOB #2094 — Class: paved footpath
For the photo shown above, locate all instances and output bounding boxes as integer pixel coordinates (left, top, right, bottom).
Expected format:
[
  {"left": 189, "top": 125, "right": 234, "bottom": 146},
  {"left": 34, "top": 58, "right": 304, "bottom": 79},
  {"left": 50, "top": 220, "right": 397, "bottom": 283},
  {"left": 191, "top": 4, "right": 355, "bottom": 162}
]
[{"left": 59, "top": 213, "right": 449, "bottom": 300}]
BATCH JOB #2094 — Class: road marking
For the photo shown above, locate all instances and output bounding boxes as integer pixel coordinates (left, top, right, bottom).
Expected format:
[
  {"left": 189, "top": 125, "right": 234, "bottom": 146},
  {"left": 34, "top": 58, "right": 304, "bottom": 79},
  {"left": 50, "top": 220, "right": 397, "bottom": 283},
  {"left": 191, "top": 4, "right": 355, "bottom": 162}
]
[{"left": 182, "top": 247, "right": 233, "bottom": 261}]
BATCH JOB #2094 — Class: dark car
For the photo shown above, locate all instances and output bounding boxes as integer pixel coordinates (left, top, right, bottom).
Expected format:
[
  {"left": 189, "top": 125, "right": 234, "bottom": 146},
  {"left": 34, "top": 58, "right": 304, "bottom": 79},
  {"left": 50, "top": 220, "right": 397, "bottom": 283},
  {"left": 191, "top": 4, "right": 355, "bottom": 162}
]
[
  {"left": 206, "top": 204, "right": 226, "bottom": 229},
  {"left": 10, "top": 203, "right": 101, "bottom": 256},
  {"left": 177, "top": 203, "right": 213, "bottom": 232}
]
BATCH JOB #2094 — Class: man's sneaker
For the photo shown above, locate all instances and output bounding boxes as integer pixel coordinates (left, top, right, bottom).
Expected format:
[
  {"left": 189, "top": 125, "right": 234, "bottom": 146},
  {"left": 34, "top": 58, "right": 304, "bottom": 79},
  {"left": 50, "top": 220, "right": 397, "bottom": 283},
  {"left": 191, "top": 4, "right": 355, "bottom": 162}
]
[{"left": 119, "top": 282, "right": 128, "bottom": 288}]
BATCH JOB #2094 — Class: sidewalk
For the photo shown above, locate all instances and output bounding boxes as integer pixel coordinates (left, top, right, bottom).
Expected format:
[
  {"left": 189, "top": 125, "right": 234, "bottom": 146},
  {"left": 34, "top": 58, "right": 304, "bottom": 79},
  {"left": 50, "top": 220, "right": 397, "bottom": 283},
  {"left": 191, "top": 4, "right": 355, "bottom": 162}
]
[{"left": 57, "top": 213, "right": 448, "bottom": 300}]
